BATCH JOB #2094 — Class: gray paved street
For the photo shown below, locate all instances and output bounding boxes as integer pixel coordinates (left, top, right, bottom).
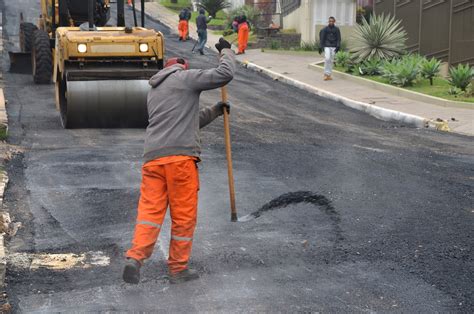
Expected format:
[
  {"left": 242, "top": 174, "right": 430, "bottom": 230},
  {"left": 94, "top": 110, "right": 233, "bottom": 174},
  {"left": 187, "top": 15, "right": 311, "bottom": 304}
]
[{"left": 1, "top": 0, "right": 473, "bottom": 312}]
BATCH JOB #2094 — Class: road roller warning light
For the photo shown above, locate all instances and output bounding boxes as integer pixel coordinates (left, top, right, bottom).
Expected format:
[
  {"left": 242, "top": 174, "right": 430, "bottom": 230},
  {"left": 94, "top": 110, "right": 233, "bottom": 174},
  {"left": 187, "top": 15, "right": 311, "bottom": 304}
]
[
  {"left": 139, "top": 43, "right": 149, "bottom": 53},
  {"left": 77, "top": 44, "right": 88, "bottom": 53},
  {"left": 10, "top": 0, "right": 165, "bottom": 129}
]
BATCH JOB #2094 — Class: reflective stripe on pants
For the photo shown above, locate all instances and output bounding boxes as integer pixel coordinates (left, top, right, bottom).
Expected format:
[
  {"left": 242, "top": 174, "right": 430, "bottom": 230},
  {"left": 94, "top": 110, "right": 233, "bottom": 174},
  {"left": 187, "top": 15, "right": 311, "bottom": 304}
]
[{"left": 126, "top": 159, "right": 199, "bottom": 273}]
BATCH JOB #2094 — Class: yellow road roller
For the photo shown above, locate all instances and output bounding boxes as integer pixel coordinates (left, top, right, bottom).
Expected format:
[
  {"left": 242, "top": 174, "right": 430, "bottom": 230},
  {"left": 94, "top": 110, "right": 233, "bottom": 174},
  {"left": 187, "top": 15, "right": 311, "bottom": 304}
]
[{"left": 13, "top": 0, "right": 165, "bottom": 128}]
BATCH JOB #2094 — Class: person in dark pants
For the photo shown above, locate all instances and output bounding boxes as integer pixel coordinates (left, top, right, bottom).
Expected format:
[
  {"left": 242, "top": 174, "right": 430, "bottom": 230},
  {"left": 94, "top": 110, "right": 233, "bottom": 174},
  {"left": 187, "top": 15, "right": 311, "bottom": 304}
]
[
  {"left": 319, "top": 16, "right": 341, "bottom": 81},
  {"left": 196, "top": 8, "right": 212, "bottom": 55}
]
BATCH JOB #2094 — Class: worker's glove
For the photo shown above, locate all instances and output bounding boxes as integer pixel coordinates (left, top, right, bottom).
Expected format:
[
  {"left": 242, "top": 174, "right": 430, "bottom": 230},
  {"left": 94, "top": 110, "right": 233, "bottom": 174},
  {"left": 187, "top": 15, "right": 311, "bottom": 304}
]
[
  {"left": 215, "top": 38, "right": 232, "bottom": 53},
  {"left": 318, "top": 47, "right": 323, "bottom": 54},
  {"left": 216, "top": 101, "right": 231, "bottom": 115},
  {"left": 335, "top": 47, "right": 340, "bottom": 53}
]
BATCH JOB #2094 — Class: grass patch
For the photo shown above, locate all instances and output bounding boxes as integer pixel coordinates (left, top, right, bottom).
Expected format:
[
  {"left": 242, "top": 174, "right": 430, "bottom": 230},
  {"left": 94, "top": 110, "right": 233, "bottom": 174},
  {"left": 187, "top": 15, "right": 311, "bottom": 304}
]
[
  {"left": 263, "top": 49, "right": 322, "bottom": 57},
  {"left": 322, "top": 64, "right": 474, "bottom": 103},
  {"left": 159, "top": 0, "right": 191, "bottom": 12},
  {"left": 363, "top": 76, "right": 474, "bottom": 103},
  {"left": 0, "top": 126, "right": 7, "bottom": 141},
  {"left": 189, "top": 11, "right": 227, "bottom": 26},
  {"left": 281, "top": 28, "right": 297, "bottom": 34}
]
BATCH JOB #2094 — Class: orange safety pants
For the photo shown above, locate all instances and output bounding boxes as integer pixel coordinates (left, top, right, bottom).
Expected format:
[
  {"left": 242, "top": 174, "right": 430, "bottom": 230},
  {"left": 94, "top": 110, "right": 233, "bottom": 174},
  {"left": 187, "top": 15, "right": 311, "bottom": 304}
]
[
  {"left": 126, "top": 158, "right": 199, "bottom": 274},
  {"left": 238, "top": 24, "right": 249, "bottom": 53},
  {"left": 178, "top": 20, "right": 189, "bottom": 40}
]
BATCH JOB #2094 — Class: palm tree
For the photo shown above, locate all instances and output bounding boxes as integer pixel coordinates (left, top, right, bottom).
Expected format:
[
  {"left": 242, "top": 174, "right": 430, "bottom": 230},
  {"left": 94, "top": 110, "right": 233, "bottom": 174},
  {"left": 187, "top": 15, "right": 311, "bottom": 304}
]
[
  {"left": 199, "top": 0, "right": 230, "bottom": 18},
  {"left": 351, "top": 13, "right": 407, "bottom": 62}
]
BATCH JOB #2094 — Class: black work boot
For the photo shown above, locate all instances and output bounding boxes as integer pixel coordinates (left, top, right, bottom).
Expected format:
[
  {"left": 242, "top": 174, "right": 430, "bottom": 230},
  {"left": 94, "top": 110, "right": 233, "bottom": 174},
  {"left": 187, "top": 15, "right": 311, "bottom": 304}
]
[
  {"left": 199, "top": 49, "right": 204, "bottom": 55},
  {"left": 123, "top": 258, "right": 141, "bottom": 284},
  {"left": 169, "top": 268, "right": 199, "bottom": 284}
]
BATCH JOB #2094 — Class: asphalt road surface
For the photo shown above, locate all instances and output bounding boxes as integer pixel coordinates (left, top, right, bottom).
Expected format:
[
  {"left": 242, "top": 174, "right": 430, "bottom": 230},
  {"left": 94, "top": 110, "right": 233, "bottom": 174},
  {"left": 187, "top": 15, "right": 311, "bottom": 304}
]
[{"left": 1, "top": 1, "right": 473, "bottom": 312}]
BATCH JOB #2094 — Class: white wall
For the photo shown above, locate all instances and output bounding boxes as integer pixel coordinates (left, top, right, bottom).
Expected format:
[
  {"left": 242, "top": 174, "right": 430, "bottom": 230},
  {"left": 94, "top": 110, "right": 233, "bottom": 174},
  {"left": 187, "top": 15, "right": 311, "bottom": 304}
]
[
  {"left": 283, "top": 0, "right": 356, "bottom": 43},
  {"left": 228, "top": 0, "right": 245, "bottom": 10},
  {"left": 313, "top": 0, "right": 356, "bottom": 26},
  {"left": 282, "top": 0, "right": 313, "bottom": 42}
]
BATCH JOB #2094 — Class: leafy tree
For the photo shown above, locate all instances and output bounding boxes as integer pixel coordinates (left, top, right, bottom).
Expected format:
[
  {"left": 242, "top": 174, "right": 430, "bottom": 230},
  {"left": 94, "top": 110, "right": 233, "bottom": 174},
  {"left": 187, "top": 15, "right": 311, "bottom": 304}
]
[{"left": 227, "top": 5, "right": 261, "bottom": 29}]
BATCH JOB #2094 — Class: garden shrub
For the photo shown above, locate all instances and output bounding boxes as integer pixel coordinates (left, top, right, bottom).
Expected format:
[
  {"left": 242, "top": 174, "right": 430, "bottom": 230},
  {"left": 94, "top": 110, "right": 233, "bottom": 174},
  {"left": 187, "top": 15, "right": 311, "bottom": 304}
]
[
  {"left": 358, "top": 58, "right": 382, "bottom": 76},
  {"left": 420, "top": 57, "right": 441, "bottom": 86},
  {"left": 300, "top": 41, "right": 320, "bottom": 51},
  {"left": 227, "top": 5, "right": 261, "bottom": 29},
  {"left": 270, "top": 40, "right": 281, "bottom": 50},
  {"left": 381, "top": 54, "right": 421, "bottom": 87},
  {"left": 335, "top": 51, "right": 351, "bottom": 68},
  {"left": 448, "top": 64, "right": 473, "bottom": 91}
]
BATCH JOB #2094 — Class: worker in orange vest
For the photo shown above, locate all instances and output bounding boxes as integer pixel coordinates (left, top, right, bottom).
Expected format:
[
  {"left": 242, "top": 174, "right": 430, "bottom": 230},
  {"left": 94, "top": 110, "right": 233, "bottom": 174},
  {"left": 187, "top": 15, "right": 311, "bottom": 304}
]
[
  {"left": 123, "top": 38, "right": 235, "bottom": 285},
  {"left": 178, "top": 8, "right": 192, "bottom": 41},
  {"left": 237, "top": 16, "right": 250, "bottom": 55}
]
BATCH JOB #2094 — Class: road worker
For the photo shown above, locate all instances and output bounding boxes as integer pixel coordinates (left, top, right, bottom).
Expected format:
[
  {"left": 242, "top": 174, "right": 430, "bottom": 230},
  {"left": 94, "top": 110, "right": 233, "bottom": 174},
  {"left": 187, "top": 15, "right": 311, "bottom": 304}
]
[
  {"left": 123, "top": 38, "right": 235, "bottom": 285},
  {"left": 196, "top": 8, "right": 212, "bottom": 55},
  {"left": 178, "top": 8, "right": 191, "bottom": 41},
  {"left": 237, "top": 16, "right": 249, "bottom": 55}
]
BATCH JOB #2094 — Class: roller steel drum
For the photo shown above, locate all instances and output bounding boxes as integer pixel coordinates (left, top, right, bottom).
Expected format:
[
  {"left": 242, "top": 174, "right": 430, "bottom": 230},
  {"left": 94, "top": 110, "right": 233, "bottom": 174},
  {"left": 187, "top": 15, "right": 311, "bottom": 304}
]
[{"left": 61, "top": 80, "right": 150, "bottom": 128}]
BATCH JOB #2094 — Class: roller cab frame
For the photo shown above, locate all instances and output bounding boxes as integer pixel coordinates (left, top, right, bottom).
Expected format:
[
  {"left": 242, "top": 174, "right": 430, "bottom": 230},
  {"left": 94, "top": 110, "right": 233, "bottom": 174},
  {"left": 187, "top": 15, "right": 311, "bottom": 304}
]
[
  {"left": 11, "top": 0, "right": 166, "bottom": 128},
  {"left": 10, "top": 0, "right": 111, "bottom": 76}
]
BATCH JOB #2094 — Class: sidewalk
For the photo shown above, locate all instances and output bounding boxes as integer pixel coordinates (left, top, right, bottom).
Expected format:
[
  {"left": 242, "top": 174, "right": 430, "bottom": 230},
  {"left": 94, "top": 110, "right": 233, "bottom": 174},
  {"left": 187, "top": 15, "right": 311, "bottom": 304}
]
[
  {"left": 238, "top": 50, "right": 473, "bottom": 135},
  {"left": 140, "top": 2, "right": 473, "bottom": 136}
]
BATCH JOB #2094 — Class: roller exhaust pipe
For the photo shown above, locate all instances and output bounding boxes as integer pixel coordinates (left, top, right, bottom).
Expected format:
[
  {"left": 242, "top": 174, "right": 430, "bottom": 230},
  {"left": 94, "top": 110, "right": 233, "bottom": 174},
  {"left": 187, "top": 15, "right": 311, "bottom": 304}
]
[
  {"left": 88, "top": 0, "right": 95, "bottom": 29},
  {"left": 117, "top": 0, "right": 125, "bottom": 27}
]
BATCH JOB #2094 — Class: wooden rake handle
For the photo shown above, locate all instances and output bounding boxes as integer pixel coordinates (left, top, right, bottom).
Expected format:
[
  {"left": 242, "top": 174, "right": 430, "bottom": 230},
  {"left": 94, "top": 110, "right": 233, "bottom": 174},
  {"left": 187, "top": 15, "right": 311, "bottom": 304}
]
[{"left": 220, "top": 85, "right": 237, "bottom": 222}]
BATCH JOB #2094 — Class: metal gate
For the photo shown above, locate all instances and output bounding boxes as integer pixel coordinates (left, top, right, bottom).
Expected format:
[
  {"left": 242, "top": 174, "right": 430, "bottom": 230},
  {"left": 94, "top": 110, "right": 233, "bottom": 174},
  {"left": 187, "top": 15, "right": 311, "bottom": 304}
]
[{"left": 375, "top": 0, "right": 474, "bottom": 66}]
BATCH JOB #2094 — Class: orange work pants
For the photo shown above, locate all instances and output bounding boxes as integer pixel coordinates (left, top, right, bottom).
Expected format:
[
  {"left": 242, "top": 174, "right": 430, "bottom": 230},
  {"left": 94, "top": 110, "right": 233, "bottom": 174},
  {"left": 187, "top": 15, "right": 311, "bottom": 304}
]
[
  {"left": 178, "top": 20, "right": 189, "bottom": 40},
  {"left": 238, "top": 24, "right": 249, "bottom": 53},
  {"left": 126, "top": 158, "right": 199, "bottom": 274}
]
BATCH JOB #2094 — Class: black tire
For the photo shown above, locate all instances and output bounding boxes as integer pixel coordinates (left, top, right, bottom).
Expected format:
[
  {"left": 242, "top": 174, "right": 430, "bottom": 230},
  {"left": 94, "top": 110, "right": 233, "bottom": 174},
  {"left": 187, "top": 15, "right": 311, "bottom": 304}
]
[
  {"left": 19, "top": 22, "right": 38, "bottom": 52},
  {"left": 56, "top": 73, "right": 70, "bottom": 128},
  {"left": 32, "top": 30, "right": 52, "bottom": 84}
]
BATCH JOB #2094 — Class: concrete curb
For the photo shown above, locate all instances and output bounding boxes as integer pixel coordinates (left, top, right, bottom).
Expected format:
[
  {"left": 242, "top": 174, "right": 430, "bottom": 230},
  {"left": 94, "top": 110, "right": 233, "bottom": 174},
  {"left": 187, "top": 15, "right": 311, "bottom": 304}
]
[
  {"left": 243, "top": 61, "right": 451, "bottom": 131},
  {"left": 309, "top": 62, "right": 473, "bottom": 110},
  {"left": 0, "top": 87, "right": 8, "bottom": 289}
]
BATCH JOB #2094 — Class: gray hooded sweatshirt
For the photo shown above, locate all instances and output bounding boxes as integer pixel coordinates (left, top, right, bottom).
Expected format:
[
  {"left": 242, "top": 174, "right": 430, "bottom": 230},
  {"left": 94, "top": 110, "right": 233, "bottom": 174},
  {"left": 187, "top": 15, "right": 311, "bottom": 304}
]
[{"left": 144, "top": 48, "right": 236, "bottom": 162}]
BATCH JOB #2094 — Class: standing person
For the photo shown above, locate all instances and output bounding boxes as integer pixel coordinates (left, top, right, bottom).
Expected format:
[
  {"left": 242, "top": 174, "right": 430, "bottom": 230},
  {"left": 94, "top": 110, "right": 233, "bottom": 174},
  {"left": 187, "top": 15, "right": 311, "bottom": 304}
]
[
  {"left": 123, "top": 38, "right": 235, "bottom": 285},
  {"left": 237, "top": 16, "right": 249, "bottom": 55},
  {"left": 178, "top": 8, "right": 190, "bottom": 41},
  {"left": 319, "top": 16, "right": 341, "bottom": 81},
  {"left": 232, "top": 16, "right": 239, "bottom": 33},
  {"left": 196, "top": 8, "right": 212, "bottom": 55}
]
